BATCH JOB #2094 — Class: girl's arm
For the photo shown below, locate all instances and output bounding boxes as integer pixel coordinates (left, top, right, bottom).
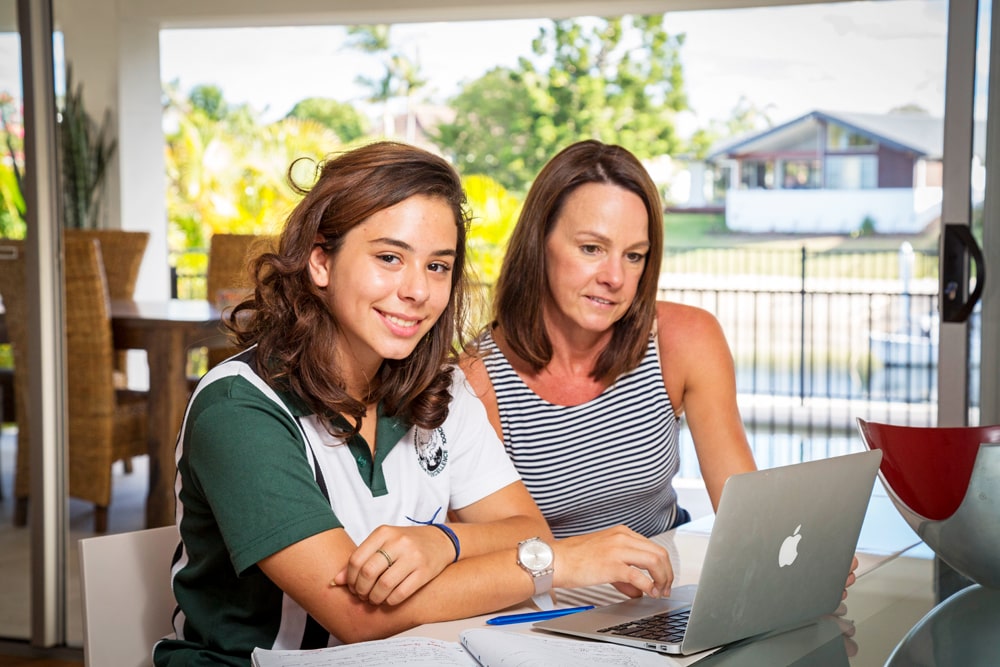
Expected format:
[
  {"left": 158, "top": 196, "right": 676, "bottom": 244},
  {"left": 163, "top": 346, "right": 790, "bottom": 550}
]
[
  {"left": 335, "top": 480, "right": 551, "bottom": 605},
  {"left": 259, "top": 491, "right": 673, "bottom": 644}
]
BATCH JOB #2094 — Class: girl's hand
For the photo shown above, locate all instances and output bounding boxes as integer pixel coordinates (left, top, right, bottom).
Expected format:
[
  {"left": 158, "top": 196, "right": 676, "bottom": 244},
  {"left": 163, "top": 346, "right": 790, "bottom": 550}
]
[{"left": 332, "top": 524, "right": 456, "bottom": 605}]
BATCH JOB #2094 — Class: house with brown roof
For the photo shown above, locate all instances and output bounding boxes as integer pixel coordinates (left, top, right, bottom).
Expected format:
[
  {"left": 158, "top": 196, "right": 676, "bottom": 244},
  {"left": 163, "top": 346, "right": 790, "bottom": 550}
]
[{"left": 703, "top": 110, "right": 986, "bottom": 234}]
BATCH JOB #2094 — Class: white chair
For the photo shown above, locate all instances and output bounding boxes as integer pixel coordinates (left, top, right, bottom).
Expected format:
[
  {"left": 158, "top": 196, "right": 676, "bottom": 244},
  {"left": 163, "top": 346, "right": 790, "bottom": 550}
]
[{"left": 79, "top": 524, "right": 179, "bottom": 667}]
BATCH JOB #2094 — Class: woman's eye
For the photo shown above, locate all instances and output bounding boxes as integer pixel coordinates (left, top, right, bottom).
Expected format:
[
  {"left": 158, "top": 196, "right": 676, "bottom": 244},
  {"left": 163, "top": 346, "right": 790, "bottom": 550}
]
[
  {"left": 376, "top": 254, "right": 401, "bottom": 265},
  {"left": 626, "top": 252, "right": 647, "bottom": 263},
  {"left": 581, "top": 245, "right": 601, "bottom": 255},
  {"left": 428, "top": 261, "right": 452, "bottom": 274}
]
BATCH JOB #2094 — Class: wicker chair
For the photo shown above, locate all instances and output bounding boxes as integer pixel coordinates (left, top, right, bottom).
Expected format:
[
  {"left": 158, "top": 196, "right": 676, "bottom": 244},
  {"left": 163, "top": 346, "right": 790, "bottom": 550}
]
[
  {"left": 66, "top": 229, "right": 149, "bottom": 474},
  {"left": 0, "top": 241, "right": 29, "bottom": 517},
  {"left": 0, "top": 238, "right": 149, "bottom": 532},
  {"left": 206, "top": 233, "right": 267, "bottom": 308},
  {"left": 200, "top": 233, "right": 274, "bottom": 371},
  {"left": 65, "top": 229, "right": 149, "bottom": 388}
]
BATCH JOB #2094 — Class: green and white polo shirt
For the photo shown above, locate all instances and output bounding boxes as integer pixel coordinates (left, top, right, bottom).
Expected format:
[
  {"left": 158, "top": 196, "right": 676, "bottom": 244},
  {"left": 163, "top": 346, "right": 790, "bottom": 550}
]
[{"left": 153, "top": 347, "right": 520, "bottom": 667}]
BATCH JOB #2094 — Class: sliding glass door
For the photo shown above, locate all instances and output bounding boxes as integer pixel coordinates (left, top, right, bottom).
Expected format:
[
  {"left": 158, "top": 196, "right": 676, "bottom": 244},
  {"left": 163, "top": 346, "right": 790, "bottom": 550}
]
[{"left": 937, "top": 0, "right": 993, "bottom": 428}]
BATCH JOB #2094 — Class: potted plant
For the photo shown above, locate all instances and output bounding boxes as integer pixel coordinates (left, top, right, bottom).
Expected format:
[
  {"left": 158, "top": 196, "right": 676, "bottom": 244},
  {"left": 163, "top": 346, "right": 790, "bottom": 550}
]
[{"left": 60, "top": 64, "right": 117, "bottom": 229}]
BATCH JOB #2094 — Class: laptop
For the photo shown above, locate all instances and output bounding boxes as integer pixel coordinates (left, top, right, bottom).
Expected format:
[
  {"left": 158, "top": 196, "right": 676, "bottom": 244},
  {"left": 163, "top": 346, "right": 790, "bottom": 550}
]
[{"left": 534, "top": 450, "right": 882, "bottom": 655}]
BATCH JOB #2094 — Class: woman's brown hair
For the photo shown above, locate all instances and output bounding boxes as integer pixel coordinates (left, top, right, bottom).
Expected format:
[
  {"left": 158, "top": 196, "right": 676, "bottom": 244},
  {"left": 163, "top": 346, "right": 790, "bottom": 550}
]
[
  {"left": 228, "top": 141, "right": 471, "bottom": 433},
  {"left": 493, "top": 140, "right": 664, "bottom": 381}
]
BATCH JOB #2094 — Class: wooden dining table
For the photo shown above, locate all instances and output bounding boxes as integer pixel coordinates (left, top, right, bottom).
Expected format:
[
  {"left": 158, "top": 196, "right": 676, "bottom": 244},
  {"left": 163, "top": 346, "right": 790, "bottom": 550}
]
[{"left": 111, "top": 298, "right": 228, "bottom": 528}]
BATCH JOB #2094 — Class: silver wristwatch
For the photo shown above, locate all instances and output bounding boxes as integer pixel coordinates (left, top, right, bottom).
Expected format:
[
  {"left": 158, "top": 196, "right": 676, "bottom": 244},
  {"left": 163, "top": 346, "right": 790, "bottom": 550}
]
[{"left": 517, "top": 537, "right": 554, "bottom": 596}]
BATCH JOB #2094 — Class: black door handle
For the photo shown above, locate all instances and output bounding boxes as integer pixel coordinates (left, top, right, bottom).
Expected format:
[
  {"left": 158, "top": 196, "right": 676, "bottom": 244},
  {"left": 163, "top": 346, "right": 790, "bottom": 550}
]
[{"left": 941, "top": 223, "right": 986, "bottom": 323}]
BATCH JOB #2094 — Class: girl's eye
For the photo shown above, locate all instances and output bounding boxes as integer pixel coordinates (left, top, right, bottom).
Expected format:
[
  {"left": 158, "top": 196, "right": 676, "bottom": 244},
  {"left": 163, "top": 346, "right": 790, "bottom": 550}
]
[
  {"left": 428, "top": 261, "right": 452, "bottom": 274},
  {"left": 376, "top": 254, "right": 401, "bottom": 265}
]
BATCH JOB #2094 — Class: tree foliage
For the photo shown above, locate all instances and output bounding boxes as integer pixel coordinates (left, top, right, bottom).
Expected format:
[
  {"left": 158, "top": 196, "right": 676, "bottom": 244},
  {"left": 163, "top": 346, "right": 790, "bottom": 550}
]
[
  {"left": 189, "top": 84, "right": 229, "bottom": 122},
  {"left": 434, "top": 68, "right": 537, "bottom": 191},
  {"left": 464, "top": 174, "right": 522, "bottom": 286},
  {"left": 435, "top": 16, "right": 689, "bottom": 193},
  {"left": 286, "top": 97, "right": 370, "bottom": 143},
  {"left": 462, "top": 173, "right": 523, "bottom": 328},
  {"left": 0, "top": 92, "right": 25, "bottom": 239},
  {"left": 163, "top": 83, "right": 342, "bottom": 258}
]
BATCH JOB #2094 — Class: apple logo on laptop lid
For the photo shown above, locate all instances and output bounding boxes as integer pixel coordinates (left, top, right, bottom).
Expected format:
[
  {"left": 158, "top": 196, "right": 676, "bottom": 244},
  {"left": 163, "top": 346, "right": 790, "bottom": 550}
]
[{"left": 778, "top": 525, "right": 802, "bottom": 567}]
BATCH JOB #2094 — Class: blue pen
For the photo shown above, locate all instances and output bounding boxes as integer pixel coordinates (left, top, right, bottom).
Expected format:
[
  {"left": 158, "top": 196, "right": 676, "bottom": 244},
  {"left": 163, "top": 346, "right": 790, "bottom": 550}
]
[{"left": 485, "top": 605, "right": 595, "bottom": 626}]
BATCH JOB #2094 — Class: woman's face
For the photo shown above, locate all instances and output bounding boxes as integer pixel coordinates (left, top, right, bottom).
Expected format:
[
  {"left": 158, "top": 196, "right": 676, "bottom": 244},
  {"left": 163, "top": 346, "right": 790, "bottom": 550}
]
[
  {"left": 543, "top": 182, "right": 650, "bottom": 338},
  {"left": 309, "top": 194, "right": 458, "bottom": 386}
]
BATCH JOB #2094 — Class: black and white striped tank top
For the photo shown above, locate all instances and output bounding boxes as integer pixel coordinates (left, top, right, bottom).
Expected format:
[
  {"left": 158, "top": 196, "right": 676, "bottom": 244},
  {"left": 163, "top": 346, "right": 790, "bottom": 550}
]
[{"left": 481, "top": 331, "right": 680, "bottom": 538}]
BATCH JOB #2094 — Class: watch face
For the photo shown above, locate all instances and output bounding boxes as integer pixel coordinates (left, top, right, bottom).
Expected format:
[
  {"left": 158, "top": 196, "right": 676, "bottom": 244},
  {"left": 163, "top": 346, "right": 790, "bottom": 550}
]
[{"left": 520, "top": 539, "right": 554, "bottom": 570}]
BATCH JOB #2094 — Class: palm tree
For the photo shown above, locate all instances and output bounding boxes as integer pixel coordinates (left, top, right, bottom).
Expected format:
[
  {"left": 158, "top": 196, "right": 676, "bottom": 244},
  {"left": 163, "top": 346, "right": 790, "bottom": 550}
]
[{"left": 346, "top": 24, "right": 427, "bottom": 139}]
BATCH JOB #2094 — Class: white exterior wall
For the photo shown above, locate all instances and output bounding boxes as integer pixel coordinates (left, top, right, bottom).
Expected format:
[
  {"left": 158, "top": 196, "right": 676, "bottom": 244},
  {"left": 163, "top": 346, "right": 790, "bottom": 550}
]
[{"left": 724, "top": 187, "right": 944, "bottom": 234}]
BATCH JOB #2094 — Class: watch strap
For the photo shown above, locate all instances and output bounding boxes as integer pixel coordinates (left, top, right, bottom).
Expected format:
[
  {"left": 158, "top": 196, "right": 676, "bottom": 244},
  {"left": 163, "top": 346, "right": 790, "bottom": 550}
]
[{"left": 531, "top": 570, "right": 553, "bottom": 596}]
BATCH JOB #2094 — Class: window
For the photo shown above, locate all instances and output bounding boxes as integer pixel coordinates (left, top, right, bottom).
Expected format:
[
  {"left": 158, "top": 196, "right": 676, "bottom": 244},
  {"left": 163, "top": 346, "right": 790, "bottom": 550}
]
[
  {"left": 710, "top": 163, "right": 732, "bottom": 202},
  {"left": 740, "top": 160, "right": 774, "bottom": 189},
  {"left": 826, "top": 124, "right": 876, "bottom": 151},
  {"left": 781, "top": 159, "right": 822, "bottom": 189},
  {"left": 825, "top": 155, "right": 877, "bottom": 189}
]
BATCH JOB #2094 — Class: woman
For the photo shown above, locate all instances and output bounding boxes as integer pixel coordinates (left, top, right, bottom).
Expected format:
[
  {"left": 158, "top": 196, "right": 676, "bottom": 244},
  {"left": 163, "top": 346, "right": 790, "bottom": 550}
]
[
  {"left": 462, "top": 140, "right": 758, "bottom": 539},
  {"left": 154, "top": 142, "right": 672, "bottom": 666}
]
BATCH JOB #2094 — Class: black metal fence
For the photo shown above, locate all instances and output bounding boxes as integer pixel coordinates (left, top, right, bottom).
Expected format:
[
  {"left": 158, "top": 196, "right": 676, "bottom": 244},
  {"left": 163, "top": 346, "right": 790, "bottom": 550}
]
[{"left": 660, "top": 244, "right": 981, "bottom": 475}]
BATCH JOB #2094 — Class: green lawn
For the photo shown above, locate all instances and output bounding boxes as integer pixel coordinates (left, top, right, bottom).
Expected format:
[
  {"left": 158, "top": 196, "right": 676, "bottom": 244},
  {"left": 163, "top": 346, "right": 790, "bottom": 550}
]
[
  {"left": 663, "top": 212, "right": 939, "bottom": 251},
  {"left": 662, "top": 212, "right": 941, "bottom": 280}
]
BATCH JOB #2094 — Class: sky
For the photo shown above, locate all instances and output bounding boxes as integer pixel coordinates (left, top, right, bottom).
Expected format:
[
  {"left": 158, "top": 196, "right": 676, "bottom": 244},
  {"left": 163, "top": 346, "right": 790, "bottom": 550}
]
[{"left": 156, "top": 0, "right": 954, "bottom": 137}]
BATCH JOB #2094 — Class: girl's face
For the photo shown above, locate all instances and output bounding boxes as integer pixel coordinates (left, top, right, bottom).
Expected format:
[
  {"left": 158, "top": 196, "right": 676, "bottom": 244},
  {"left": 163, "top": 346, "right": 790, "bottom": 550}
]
[
  {"left": 309, "top": 194, "right": 458, "bottom": 390},
  {"left": 543, "top": 182, "right": 650, "bottom": 339}
]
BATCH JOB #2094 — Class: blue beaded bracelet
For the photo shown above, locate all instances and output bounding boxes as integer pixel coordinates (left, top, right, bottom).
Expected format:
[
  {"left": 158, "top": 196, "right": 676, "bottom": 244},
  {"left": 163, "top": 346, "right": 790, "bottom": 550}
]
[{"left": 432, "top": 523, "right": 461, "bottom": 562}]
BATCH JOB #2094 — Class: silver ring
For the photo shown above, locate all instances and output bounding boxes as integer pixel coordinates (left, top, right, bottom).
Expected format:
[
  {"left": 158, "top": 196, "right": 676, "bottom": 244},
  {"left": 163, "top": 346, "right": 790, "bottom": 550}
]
[{"left": 377, "top": 548, "right": 395, "bottom": 567}]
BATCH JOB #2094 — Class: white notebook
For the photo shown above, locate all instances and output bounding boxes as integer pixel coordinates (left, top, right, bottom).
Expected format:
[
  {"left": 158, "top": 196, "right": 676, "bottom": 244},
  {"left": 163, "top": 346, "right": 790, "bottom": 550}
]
[{"left": 250, "top": 627, "right": 678, "bottom": 666}]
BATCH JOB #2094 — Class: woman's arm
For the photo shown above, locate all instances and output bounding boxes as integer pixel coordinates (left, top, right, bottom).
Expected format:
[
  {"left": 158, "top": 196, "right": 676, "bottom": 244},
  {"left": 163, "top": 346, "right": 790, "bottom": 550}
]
[
  {"left": 657, "top": 304, "right": 861, "bottom": 594},
  {"left": 656, "top": 301, "right": 757, "bottom": 510}
]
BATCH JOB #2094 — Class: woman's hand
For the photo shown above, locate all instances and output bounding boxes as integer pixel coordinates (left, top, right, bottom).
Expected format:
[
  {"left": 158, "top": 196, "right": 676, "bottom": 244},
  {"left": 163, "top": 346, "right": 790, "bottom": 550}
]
[
  {"left": 552, "top": 525, "right": 674, "bottom": 598},
  {"left": 842, "top": 554, "right": 860, "bottom": 600},
  {"left": 332, "top": 524, "right": 456, "bottom": 605}
]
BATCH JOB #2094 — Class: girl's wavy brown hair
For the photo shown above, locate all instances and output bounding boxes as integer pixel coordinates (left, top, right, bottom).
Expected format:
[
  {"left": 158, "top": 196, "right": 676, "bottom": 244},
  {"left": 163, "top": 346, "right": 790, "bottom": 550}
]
[{"left": 227, "top": 141, "right": 471, "bottom": 434}]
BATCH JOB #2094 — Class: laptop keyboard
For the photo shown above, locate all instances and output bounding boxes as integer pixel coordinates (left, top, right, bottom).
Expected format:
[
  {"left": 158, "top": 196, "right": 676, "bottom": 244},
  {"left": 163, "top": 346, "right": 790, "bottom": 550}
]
[{"left": 597, "top": 608, "right": 691, "bottom": 643}]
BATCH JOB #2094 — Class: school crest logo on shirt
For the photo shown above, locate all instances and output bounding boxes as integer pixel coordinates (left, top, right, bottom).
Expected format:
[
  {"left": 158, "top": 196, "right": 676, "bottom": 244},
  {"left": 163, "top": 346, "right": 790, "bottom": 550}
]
[{"left": 414, "top": 427, "right": 448, "bottom": 476}]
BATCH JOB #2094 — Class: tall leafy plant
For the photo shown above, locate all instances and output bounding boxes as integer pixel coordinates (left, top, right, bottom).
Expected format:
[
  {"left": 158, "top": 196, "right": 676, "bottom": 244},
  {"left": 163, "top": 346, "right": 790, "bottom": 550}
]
[
  {"left": 60, "top": 65, "right": 117, "bottom": 229},
  {"left": 0, "top": 91, "right": 26, "bottom": 239}
]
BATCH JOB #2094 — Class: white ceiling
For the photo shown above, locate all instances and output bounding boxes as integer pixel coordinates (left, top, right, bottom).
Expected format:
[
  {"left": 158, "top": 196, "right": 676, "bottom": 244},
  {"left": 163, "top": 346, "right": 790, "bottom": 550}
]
[{"left": 122, "top": 0, "right": 857, "bottom": 29}]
